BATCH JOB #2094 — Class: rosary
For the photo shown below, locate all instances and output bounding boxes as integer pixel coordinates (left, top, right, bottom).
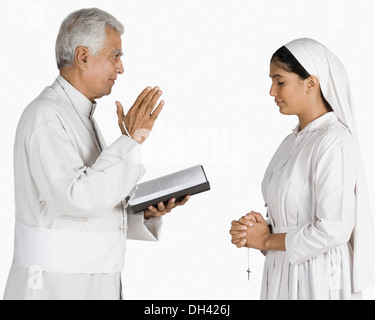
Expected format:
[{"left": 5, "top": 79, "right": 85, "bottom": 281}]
[
  {"left": 246, "top": 248, "right": 251, "bottom": 281},
  {"left": 119, "top": 166, "right": 145, "bottom": 236},
  {"left": 119, "top": 195, "right": 131, "bottom": 235}
]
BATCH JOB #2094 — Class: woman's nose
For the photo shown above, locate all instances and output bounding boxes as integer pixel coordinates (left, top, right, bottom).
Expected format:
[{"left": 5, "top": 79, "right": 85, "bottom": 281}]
[{"left": 269, "top": 84, "right": 276, "bottom": 97}]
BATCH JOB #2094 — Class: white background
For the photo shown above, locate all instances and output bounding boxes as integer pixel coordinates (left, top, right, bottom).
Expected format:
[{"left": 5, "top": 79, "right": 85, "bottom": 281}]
[{"left": 1, "top": 0, "right": 375, "bottom": 300}]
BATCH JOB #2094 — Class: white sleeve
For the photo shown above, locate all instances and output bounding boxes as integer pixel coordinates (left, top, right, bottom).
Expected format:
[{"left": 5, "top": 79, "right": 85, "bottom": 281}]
[
  {"left": 28, "top": 120, "right": 143, "bottom": 217},
  {"left": 285, "top": 135, "right": 357, "bottom": 264},
  {"left": 126, "top": 211, "right": 163, "bottom": 241}
]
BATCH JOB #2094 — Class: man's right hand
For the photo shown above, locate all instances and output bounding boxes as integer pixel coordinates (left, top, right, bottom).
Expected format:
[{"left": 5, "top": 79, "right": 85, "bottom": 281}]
[{"left": 116, "top": 86, "right": 164, "bottom": 144}]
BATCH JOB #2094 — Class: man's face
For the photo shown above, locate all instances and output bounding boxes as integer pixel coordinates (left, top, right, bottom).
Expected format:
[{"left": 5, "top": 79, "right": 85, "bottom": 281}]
[{"left": 83, "top": 27, "right": 124, "bottom": 100}]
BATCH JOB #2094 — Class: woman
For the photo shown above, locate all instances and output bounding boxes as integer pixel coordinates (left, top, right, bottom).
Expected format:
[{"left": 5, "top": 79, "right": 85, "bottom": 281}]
[{"left": 230, "top": 38, "right": 375, "bottom": 300}]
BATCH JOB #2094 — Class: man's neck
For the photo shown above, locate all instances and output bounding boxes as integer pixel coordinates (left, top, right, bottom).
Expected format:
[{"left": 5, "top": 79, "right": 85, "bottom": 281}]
[{"left": 60, "top": 68, "right": 95, "bottom": 102}]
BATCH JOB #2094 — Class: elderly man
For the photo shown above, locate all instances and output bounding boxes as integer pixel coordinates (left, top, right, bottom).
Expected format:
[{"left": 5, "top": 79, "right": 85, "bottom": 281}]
[{"left": 3, "top": 8, "right": 188, "bottom": 300}]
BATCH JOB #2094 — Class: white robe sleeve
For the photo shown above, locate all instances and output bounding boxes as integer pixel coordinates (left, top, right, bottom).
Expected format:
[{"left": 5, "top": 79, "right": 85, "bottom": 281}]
[
  {"left": 28, "top": 120, "right": 143, "bottom": 217},
  {"left": 285, "top": 135, "right": 357, "bottom": 264},
  {"left": 127, "top": 212, "right": 163, "bottom": 241}
]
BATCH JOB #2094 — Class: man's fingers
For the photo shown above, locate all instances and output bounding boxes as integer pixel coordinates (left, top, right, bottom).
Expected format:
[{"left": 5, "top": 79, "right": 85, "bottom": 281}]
[
  {"left": 147, "top": 206, "right": 157, "bottom": 214},
  {"left": 150, "top": 100, "right": 165, "bottom": 120},
  {"left": 146, "top": 204, "right": 166, "bottom": 217},
  {"left": 116, "top": 101, "right": 124, "bottom": 120},
  {"left": 157, "top": 201, "right": 167, "bottom": 212},
  {"left": 136, "top": 86, "right": 160, "bottom": 112},
  {"left": 116, "top": 101, "right": 126, "bottom": 134},
  {"left": 177, "top": 195, "right": 190, "bottom": 205},
  {"left": 146, "top": 195, "right": 189, "bottom": 219},
  {"left": 145, "top": 89, "right": 163, "bottom": 113},
  {"left": 122, "top": 86, "right": 164, "bottom": 145},
  {"left": 164, "top": 198, "right": 176, "bottom": 211},
  {"left": 132, "top": 86, "right": 152, "bottom": 109}
]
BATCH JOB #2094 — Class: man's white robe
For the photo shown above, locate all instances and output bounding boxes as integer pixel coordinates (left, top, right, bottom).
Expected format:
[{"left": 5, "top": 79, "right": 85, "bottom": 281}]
[{"left": 3, "top": 75, "right": 162, "bottom": 300}]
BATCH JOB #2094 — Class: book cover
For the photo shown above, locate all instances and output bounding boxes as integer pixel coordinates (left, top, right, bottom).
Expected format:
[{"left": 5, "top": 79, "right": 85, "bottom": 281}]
[{"left": 129, "top": 165, "right": 210, "bottom": 213}]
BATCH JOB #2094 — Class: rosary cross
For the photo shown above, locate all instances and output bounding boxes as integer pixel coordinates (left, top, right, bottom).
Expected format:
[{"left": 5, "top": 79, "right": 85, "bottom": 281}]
[
  {"left": 246, "top": 267, "right": 251, "bottom": 281},
  {"left": 119, "top": 196, "right": 131, "bottom": 234}
]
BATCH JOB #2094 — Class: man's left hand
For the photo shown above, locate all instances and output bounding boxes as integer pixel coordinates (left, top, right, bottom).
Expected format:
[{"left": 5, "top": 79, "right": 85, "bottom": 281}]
[{"left": 144, "top": 195, "right": 190, "bottom": 219}]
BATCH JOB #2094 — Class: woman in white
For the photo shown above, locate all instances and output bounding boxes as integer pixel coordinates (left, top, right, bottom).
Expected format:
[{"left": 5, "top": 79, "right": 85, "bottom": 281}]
[{"left": 230, "top": 38, "right": 375, "bottom": 299}]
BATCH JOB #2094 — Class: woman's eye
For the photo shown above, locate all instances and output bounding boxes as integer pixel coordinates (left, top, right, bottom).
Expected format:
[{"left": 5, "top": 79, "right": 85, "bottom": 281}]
[{"left": 277, "top": 82, "right": 284, "bottom": 85}]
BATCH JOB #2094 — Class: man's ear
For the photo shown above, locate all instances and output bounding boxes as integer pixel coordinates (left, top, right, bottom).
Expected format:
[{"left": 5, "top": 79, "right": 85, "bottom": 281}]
[
  {"left": 305, "top": 75, "right": 319, "bottom": 94},
  {"left": 74, "top": 46, "right": 89, "bottom": 71}
]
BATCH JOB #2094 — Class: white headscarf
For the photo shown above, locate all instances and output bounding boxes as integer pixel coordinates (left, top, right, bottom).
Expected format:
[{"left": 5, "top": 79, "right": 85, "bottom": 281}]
[{"left": 284, "top": 38, "right": 375, "bottom": 293}]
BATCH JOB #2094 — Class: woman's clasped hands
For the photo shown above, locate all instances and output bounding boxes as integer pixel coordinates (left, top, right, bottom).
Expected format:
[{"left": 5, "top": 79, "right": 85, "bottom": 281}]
[{"left": 230, "top": 211, "right": 271, "bottom": 251}]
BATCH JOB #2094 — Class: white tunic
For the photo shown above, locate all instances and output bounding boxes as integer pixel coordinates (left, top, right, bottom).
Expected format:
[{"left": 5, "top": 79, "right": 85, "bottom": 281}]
[
  {"left": 3, "top": 75, "right": 162, "bottom": 300},
  {"left": 260, "top": 112, "right": 361, "bottom": 300}
]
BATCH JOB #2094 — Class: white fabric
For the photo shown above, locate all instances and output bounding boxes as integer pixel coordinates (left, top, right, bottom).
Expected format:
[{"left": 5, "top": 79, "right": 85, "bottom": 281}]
[
  {"left": 285, "top": 38, "right": 375, "bottom": 293},
  {"left": 13, "top": 223, "right": 127, "bottom": 274},
  {"left": 261, "top": 112, "right": 361, "bottom": 299},
  {"left": 4, "top": 75, "right": 162, "bottom": 300}
]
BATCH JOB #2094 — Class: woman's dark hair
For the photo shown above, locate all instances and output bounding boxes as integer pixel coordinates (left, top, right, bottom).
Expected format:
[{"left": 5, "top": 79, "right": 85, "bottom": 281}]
[
  {"left": 271, "top": 46, "right": 332, "bottom": 111},
  {"left": 271, "top": 46, "right": 310, "bottom": 80}
]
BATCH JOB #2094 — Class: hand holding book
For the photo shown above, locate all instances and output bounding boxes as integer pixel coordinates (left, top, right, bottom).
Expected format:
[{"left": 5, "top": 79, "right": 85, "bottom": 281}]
[
  {"left": 144, "top": 195, "right": 190, "bottom": 220},
  {"left": 129, "top": 165, "right": 210, "bottom": 215}
]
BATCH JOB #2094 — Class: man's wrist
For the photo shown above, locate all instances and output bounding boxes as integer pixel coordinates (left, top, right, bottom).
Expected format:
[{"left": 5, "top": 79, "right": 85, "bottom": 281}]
[{"left": 121, "top": 120, "right": 132, "bottom": 139}]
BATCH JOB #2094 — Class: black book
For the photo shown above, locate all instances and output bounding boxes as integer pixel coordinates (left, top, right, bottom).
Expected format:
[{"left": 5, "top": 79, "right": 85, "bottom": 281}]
[{"left": 128, "top": 165, "right": 210, "bottom": 213}]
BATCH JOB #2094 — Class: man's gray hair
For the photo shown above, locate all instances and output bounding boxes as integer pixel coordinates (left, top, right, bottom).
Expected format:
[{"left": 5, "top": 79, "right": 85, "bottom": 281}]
[{"left": 55, "top": 8, "right": 124, "bottom": 70}]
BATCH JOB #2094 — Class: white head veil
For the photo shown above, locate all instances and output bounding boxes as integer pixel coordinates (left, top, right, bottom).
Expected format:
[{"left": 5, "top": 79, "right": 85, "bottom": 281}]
[{"left": 284, "top": 38, "right": 375, "bottom": 293}]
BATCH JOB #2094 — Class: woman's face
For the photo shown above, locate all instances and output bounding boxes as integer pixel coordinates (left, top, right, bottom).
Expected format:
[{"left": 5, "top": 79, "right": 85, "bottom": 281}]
[{"left": 269, "top": 60, "right": 309, "bottom": 116}]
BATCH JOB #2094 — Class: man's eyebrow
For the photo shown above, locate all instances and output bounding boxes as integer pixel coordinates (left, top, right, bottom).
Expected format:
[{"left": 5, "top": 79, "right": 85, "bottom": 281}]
[
  {"left": 269, "top": 74, "right": 285, "bottom": 78},
  {"left": 112, "top": 49, "right": 124, "bottom": 56}
]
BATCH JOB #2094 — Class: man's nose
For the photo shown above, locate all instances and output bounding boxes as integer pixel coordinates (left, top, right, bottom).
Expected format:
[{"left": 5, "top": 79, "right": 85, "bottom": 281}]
[{"left": 117, "top": 59, "right": 124, "bottom": 74}]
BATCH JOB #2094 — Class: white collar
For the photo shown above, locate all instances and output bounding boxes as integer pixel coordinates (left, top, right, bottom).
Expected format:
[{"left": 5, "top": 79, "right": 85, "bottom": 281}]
[
  {"left": 292, "top": 112, "right": 338, "bottom": 136},
  {"left": 54, "top": 75, "right": 96, "bottom": 119}
]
